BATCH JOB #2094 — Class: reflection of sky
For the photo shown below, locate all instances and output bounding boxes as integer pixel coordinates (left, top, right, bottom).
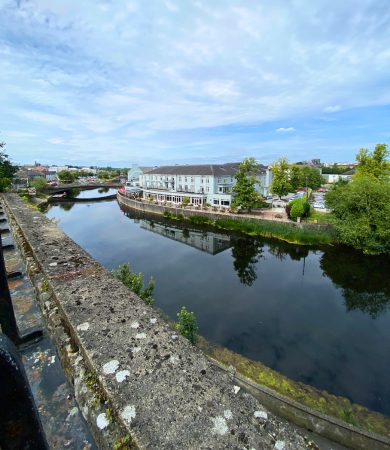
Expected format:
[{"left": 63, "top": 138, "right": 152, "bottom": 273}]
[
  {"left": 46, "top": 201, "right": 390, "bottom": 415},
  {"left": 74, "top": 188, "right": 117, "bottom": 199}
]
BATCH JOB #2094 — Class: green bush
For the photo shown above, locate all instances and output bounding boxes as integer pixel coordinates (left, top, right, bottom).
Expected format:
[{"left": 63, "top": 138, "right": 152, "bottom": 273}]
[
  {"left": 176, "top": 306, "right": 198, "bottom": 344},
  {"left": 288, "top": 198, "right": 310, "bottom": 221},
  {"left": 112, "top": 263, "right": 154, "bottom": 305},
  {"left": 182, "top": 196, "right": 190, "bottom": 206}
]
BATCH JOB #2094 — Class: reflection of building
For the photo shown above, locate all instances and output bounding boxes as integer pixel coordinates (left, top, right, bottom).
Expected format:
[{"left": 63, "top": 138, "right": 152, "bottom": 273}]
[
  {"left": 138, "top": 163, "right": 272, "bottom": 208},
  {"left": 140, "top": 220, "right": 231, "bottom": 255}
]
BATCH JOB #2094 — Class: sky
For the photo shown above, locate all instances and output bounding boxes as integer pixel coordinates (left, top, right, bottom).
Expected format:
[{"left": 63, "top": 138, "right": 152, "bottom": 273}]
[{"left": 1, "top": 0, "right": 389, "bottom": 167}]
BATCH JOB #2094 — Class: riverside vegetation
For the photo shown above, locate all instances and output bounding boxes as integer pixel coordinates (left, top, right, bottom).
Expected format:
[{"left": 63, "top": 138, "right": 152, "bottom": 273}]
[{"left": 162, "top": 210, "right": 333, "bottom": 246}]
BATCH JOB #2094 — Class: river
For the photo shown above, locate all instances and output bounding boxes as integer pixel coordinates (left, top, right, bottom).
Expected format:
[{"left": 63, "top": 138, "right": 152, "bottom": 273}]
[{"left": 45, "top": 192, "right": 390, "bottom": 417}]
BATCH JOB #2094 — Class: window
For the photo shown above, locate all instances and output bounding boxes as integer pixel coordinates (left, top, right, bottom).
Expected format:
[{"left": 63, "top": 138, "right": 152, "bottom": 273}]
[
  {"left": 206, "top": 178, "right": 209, "bottom": 183},
  {"left": 206, "top": 186, "right": 209, "bottom": 193},
  {"left": 213, "top": 199, "right": 219, "bottom": 205},
  {"left": 221, "top": 200, "right": 230, "bottom": 206},
  {"left": 185, "top": 177, "right": 187, "bottom": 182},
  {"left": 191, "top": 177, "right": 194, "bottom": 182}
]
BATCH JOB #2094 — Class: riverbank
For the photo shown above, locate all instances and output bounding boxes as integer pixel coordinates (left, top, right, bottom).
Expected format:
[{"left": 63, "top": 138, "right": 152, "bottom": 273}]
[
  {"left": 117, "top": 192, "right": 335, "bottom": 246},
  {"left": 197, "top": 337, "right": 390, "bottom": 444}
]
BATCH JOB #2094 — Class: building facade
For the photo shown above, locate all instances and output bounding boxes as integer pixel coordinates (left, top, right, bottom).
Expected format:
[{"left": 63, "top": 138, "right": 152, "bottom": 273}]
[{"left": 138, "top": 163, "right": 272, "bottom": 208}]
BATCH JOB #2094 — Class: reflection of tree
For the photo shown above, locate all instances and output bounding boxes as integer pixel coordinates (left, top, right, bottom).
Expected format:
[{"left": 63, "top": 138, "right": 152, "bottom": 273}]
[
  {"left": 320, "top": 248, "right": 390, "bottom": 318},
  {"left": 267, "top": 241, "right": 309, "bottom": 261},
  {"left": 231, "top": 237, "right": 263, "bottom": 286},
  {"left": 68, "top": 188, "right": 80, "bottom": 198},
  {"left": 98, "top": 187, "right": 109, "bottom": 193},
  {"left": 59, "top": 202, "right": 75, "bottom": 211}
]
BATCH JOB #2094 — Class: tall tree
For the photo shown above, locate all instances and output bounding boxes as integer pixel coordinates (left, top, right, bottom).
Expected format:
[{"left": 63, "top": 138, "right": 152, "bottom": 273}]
[
  {"left": 232, "top": 157, "right": 263, "bottom": 211},
  {"left": 325, "top": 176, "right": 390, "bottom": 255},
  {"left": 355, "top": 143, "right": 389, "bottom": 180},
  {"left": 300, "top": 166, "right": 323, "bottom": 190},
  {"left": 0, "top": 142, "right": 17, "bottom": 192},
  {"left": 290, "top": 165, "right": 303, "bottom": 191},
  {"left": 271, "top": 157, "right": 291, "bottom": 199}
]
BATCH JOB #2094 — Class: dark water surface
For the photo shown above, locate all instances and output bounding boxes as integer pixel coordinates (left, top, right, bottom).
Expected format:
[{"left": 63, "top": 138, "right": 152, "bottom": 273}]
[{"left": 46, "top": 194, "right": 390, "bottom": 416}]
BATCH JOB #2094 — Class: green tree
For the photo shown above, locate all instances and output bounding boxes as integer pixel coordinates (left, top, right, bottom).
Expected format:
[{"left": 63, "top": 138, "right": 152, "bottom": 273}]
[
  {"left": 355, "top": 143, "right": 389, "bottom": 180},
  {"left": 31, "top": 177, "right": 47, "bottom": 193},
  {"left": 112, "top": 263, "right": 155, "bottom": 305},
  {"left": 57, "top": 170, "right": 76, "bottom": 183},
  {"left": 300, "top": 166, "right": 323, "bottom": 190},
  {"left": 176, "top": 306, "right": 198, "bottom": 344},
  {"left": 0, "top": 142, "right": 17, "bottom": 192},
  {"left": 290, "top": 165, "right": 323, "bottom": 191},
  {"left": 290, "top": 165, "right": 303, "bottom": 191},
  {"left": 325, "top": 177, "right": 390, "bottom": 255},
  {"left": 271, "top": 157, "right": 292, "bottom": 199},
  {"left": 232, "top": 157, "right": 263, "bottom": 211}
]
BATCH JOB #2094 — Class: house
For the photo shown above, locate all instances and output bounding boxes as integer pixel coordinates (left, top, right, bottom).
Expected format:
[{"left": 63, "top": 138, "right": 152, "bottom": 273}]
[
  {"left": 322, "top": 169, "right": 354, "bottom": 184},
  {"left": 138, "top": 162, "right": 272, "bottom": 208}
]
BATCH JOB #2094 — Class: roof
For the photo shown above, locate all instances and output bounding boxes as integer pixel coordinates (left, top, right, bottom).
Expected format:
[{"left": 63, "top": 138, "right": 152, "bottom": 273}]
[{"left": 143, "top": 163, "right": 268, "bottom": 176}]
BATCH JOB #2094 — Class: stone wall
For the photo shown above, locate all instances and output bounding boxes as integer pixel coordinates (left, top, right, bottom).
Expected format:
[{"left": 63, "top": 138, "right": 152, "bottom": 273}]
[
  {"left": 117, "top": 193, "right": 333, "bottom": 233},
  {"left": 2, "top": 193, "right": 307, "bottom": 449}
]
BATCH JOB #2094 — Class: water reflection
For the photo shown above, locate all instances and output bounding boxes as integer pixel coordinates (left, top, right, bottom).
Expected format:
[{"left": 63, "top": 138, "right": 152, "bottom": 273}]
[
  {"left": 320, "top": 248, "right": 390, "bottom": 318},
  {"left": 231, "top": 237, "right": 263, "bottom": 286},
  {"left": 59, "top": 202, "right": 75, "bottom": 211},
  {"left": 139, "top": 219, "right": 231, "bottom": 255}
]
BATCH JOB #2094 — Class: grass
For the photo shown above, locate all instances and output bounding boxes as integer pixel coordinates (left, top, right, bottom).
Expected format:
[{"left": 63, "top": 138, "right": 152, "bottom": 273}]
[
  {"left": 306, "top": 209, "right": 335, "bottom": 224},
  {"left": 161, "top": 211, "right": 333, "bottom": 246},
  {"left": 213, "top": 217, "right": 333, "bottom": 245},
  {"left": 197, "top": 336, "right": 390, "bottom": 438}
]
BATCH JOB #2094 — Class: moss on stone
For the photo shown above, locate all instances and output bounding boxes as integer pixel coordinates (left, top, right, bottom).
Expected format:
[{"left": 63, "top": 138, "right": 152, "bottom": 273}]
[{"left": 197, "top": 336, "right": 390, "bottom": 438}]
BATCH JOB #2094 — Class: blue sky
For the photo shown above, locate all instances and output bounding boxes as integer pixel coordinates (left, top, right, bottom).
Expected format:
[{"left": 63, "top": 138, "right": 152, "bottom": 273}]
[{"left": 1, "top": 0, "right": 389, "bottom": 167}]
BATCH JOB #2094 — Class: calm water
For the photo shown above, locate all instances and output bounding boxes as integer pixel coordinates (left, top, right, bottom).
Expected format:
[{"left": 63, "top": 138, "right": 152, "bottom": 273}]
[
  {"left": 46, "top": 193, "right": 390, "bottom": 416},
  {"left": 70, "top": 187, "right": 117, "bottom": 198}
]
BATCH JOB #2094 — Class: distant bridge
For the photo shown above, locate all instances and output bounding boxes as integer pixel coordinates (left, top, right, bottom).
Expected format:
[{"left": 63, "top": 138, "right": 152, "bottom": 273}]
[{"left": 45, "top": 183, "right": 121, "bottom": 194}]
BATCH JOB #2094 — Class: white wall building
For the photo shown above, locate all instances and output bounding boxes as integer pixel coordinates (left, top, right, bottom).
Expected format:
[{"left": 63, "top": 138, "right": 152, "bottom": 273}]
[
  {"left": 127, "top": 164, "right": 154, "bottom": 185},
  {"left": 138, "top": 163, "right": 272, "bottom": 208}
]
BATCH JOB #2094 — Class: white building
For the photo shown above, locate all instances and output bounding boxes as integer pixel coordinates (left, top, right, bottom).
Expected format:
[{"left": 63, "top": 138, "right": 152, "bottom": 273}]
[
  {"left": 322, "top": 169, "right": 354, "bottom": 184},
  {"left": 138, "top": 163, "right": 272, "bottom": 208},
  {"left": 127, "top": 164, "right": 154, "bottom": 185}
]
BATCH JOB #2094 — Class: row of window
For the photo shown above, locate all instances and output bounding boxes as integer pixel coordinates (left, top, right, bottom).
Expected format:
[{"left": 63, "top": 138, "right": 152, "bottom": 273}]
[{"left": 213, "top": 199, "right": 230, "bottom": 206}]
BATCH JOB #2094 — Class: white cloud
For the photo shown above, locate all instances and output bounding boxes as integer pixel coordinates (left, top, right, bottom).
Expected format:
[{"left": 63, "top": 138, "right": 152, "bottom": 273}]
[
  {"left": 323, "top": 105, "right": 341, "bottom": 113},
  {"left": 276, "top": 127, "right": 295, "bottom": 133},
  {"left": 0, "top": 0, "right": 389, "bottom": 164}
]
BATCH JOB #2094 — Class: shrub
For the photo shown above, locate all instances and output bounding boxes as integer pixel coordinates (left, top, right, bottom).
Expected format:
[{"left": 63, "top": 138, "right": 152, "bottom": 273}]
[
  {"left": 288, "top": 198, "right": 310, "bottom": 221},
  {"left": 176, "top": 306, "right": 198, "bottom": 344},
  {"left": 182, "top": 196, "right": 190, "bottom": 206},
  {"left": 112, "top": 263, "right": 154, "bottom": 306}
]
